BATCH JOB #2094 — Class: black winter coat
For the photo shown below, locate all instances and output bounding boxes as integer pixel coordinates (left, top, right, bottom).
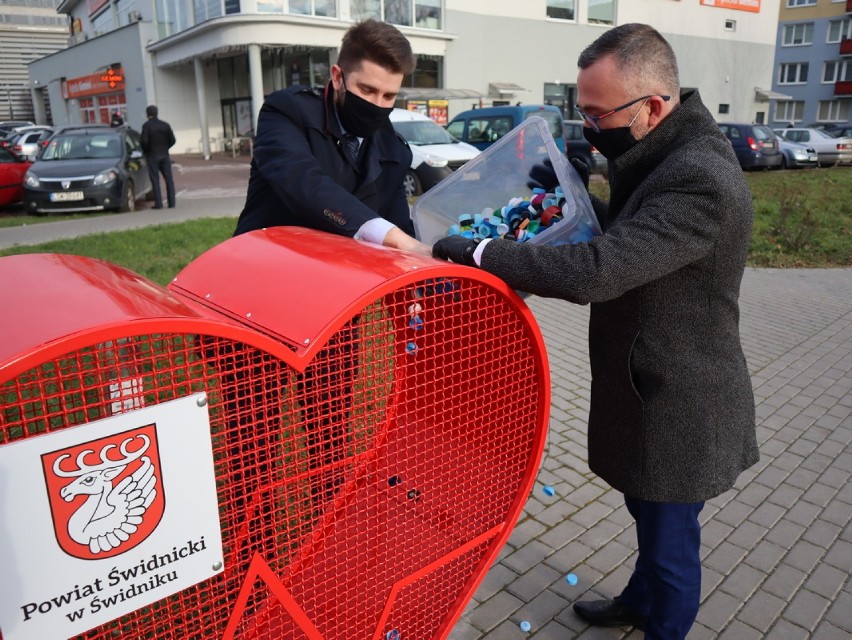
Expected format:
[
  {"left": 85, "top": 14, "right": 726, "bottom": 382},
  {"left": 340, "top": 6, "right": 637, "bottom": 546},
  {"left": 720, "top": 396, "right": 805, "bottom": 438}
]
[
  {"left": 234, "top": 84, "right": 413, "bottom": 237},
  {"left": 140, "top": 117, "right": 175, "bottom": 159},
  {"left": 481, "top": 91, "right": 758, "bottom": 502}
]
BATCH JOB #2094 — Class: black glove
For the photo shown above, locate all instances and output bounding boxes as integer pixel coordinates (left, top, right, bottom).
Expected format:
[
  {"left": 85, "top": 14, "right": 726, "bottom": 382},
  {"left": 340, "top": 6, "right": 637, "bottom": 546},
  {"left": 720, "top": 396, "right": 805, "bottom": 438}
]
[
  {"left": 432, "top": 236, "right": 481, "bottom": 266},
  {"left": 526, "top": 158, "right": 558, "bottom": 192},
  {"left": 569, "top": 157, "right": 590, "bottom": 190}
]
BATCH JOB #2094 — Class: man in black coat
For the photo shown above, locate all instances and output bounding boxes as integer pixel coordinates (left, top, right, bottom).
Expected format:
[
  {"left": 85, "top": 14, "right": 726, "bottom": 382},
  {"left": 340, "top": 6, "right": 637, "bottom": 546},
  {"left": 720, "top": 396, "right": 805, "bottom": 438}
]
[
  {"left": 140, "top": 104, "right": 176, "bottom": 209},
  {"left": 234, "top": 19, "right": 429, "bottom": 256},
  {"left": 231, "top": 20, "right": 430, "bottom": 519},
  {"left": 434, "top": 24, "right": 758, "bottom": 639}
]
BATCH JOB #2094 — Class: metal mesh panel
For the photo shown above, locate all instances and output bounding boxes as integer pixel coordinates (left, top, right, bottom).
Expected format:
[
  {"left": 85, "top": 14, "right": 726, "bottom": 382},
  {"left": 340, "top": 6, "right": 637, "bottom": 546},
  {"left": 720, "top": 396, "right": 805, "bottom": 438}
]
[{"left": 0, "top": 277, "right": 540, "bottom": 640}]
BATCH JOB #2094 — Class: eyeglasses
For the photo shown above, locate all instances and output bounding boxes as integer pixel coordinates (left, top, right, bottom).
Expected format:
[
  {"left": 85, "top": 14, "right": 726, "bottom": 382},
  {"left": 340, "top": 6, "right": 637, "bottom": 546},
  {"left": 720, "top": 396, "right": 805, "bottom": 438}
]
[{"left": 575, "top": 95, "right": 671, "bottom": 132}]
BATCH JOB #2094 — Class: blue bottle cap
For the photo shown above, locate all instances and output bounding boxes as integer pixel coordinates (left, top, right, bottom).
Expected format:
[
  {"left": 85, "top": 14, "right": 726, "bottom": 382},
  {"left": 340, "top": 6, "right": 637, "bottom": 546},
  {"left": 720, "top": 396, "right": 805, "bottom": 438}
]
[
  {"left": 519, "top": 621, "right": 531, "bottom": 632},
  {"left": 542, "top": 485, "right": 555, "bottom": 497},
  {"left": 566, "top": 573, "right": 578, "bottom": 586}
]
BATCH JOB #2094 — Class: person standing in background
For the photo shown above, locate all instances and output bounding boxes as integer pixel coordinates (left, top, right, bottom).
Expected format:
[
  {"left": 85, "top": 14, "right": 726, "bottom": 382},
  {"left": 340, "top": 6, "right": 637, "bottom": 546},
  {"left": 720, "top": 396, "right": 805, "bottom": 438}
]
[{"left": 140, "top": 104, "right": 176, "bottom": 209}]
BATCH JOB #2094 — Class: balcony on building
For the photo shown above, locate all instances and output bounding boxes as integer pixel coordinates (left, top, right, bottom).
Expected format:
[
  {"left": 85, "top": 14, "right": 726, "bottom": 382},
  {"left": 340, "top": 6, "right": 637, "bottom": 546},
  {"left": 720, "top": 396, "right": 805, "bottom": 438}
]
[
  {"left": 835, "top": 80, "right": 852, "bottom": 96},
  {"left": 842, "top": 38, "right": 852, "bottom": 56}
]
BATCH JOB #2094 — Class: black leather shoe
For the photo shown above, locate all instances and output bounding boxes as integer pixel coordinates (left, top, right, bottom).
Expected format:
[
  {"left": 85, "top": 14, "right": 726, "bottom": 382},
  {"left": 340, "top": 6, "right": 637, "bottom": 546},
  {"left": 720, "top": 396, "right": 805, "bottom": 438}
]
[{"left": 573, "top": 599, "right": 645, "bottom": 629}]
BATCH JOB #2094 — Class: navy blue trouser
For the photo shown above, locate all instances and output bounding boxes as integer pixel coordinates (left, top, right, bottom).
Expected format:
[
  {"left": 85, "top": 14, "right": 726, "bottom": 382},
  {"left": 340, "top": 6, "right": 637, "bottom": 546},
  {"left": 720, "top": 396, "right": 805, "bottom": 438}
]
[
  {"left": 618, "top": 495, "right": 705, "bottom": 640},
  {"left": 148, "top": 155, "right": 175, "bottom": 208}
]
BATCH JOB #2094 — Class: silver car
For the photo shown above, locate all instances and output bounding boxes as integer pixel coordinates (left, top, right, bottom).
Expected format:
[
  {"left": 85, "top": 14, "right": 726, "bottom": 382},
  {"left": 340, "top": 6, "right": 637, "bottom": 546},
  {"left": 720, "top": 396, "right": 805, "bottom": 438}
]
[
  {"left": 772, "top": 133, "right": 818, "bottom": 169},
  {"left": 775, "top": 127, "right": 852, "bottom": 167}
]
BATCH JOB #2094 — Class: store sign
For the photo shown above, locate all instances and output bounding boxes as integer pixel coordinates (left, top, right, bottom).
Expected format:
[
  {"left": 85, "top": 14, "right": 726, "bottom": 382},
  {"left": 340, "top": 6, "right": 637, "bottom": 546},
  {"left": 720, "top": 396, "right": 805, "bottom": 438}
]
[
  {"left": 0, "top": 393, "right": 224, "bottom": 640},
  {"left": 63, "top": 67, "right": 125, "bottom": 99},
  {"left": 700, "top": 0, "right": 761, "bottom": 12}
]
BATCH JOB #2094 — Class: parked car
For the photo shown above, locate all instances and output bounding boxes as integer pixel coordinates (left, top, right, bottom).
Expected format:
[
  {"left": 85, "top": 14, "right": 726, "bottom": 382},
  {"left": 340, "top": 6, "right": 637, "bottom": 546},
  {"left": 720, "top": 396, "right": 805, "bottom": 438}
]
[
  {"left": 446, "top": 104, "right": 566, "bottom": 153},
  {"left": 0, "top": 120, "right": 34, "bottom": 138},
  {"left": 826, "top": 126, "right": 852, "bottom": 139},
  {"left": 23, "top": 125, "right": 152, "bottom": 214},
  {"left": 775, "top": 137, "right": 818, "bottom": 170},
  {"left": 389, "top": 108, "right": 480, "bottom": 197},
  {"left": 774, "top": 127, "right": 852, "bottom": 167},
  {"left": 717, "top": 122, "right": 783, "bottom": 170},
  {"left": 8, "top": 126, "right": 53, "bottom": 160},
  {"left": 563, "top": 119, "right": 606, "bottom": 174},
  {"left": 0, "top": 147, "right": 31, "bottom": 206}
]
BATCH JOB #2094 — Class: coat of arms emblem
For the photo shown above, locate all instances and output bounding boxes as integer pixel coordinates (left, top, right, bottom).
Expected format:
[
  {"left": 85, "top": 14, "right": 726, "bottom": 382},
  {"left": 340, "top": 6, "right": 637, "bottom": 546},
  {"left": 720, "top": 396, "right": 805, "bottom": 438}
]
[{"left": 41, "top": 424, "right": 164, "bottom": 560}]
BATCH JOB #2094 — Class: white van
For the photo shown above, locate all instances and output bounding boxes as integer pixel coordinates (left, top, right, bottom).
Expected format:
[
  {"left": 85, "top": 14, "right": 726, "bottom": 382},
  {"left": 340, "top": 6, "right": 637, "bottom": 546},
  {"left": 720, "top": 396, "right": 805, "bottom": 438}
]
[{"left": 389, "top": 108, "right": 480, "bottom": 197}]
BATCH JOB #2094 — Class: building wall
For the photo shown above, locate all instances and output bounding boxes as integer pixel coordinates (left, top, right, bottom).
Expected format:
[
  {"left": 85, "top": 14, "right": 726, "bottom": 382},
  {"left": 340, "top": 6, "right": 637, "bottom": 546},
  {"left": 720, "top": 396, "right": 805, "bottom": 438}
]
[
  {"left": 30, "top": 0, "right": 792, "bottom": 153},
  {"left": 772, "top": 0, "right": 850, "bottom": 125},
  {"left": 444, "top": 0, "right": 782, "bottom": 122}
]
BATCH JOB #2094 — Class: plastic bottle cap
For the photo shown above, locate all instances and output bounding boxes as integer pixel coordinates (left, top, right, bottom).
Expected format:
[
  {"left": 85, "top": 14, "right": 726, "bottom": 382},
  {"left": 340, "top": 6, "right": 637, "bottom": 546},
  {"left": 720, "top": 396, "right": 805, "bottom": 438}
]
[
  {"left": 566, "top": 573, "right": 578, "bottom": 586},
  {"left": 519, "top": 621, "right": 531, "bottom": 632},
  {"left": 542, "top": 485, "right": 555, "bottom": 497}
]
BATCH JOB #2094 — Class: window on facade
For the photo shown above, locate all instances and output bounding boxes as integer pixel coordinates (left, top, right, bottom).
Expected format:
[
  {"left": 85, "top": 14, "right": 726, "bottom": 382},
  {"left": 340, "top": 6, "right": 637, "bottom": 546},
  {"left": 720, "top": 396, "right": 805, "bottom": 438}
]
[
  {"left": 719, "top": 104, "right": 730, "bottom": 114},
  {"left": 827, "top": 19, "right": 850, "bottom": 43},
  {"left": 385, "top": 0, "right": 412, "bottom": 26},
  {"left": 547, "top": 0, "right": 575, "bottom": 20},
  {"left": 195, "top": 0, "right": 223, "bottom": 21},
  {"left": 588, "top": 0, "right": 614, "bottom": 25},
  {"left": 351, "top": 0, "right": 382, "bottom": 20},
  {"left": 825, "top": 61, "right": 852, "bottom": 82},
  {"left": 817, "top": 100, "right": 850, "bottom": 122},
  {"left": 782, "top": 23, "right": 813, "bottom": 46},
  {"left": 415, "top": 0, "right": 441, "bottom": 28},
  {"left": 256, "top": 1, "right": 337, "bottom": 17},
  {"left": 786, "top": 0, "right": 816, "bottom": 7},
  {"left": 774, "top": 100, "right": 804, "bottom": 122},
  {"left": 779, "top": 62, "right": 808, "bottom": 84},
  {"left": 225, "top": 0, "right": 240, "bottom": 13},
  {"left": 724, "top": 19, "right": 736, "bottom": 32},
  {"left": 350, "top": 1, "right": 439, "bottom": 29}
]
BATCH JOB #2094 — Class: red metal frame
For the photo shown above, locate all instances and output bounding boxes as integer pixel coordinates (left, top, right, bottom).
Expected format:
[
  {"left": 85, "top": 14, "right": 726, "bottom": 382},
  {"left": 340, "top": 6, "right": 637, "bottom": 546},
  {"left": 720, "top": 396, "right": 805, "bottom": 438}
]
[{"left": 0, "top": 229, "right": 550, "bottom": 640}]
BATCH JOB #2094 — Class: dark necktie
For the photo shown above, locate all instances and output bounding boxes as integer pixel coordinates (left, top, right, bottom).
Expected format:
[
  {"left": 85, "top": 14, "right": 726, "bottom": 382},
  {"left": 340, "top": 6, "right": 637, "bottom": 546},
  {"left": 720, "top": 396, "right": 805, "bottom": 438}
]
[{"left": 342, "top": 134, "right": 360, "bottom": 164}]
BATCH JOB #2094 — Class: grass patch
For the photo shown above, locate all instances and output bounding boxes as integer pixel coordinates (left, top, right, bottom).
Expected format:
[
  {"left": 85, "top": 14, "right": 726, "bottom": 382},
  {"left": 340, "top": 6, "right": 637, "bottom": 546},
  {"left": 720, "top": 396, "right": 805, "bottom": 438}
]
[
  {"left": 0, "top": 170, "right": 849, "bottom": 281},
  {"left": 0, "top": 217, "right": 236, "bottom": 285},
  {"left": 589, "top": 168, "right": 851, "bottom": 268}
]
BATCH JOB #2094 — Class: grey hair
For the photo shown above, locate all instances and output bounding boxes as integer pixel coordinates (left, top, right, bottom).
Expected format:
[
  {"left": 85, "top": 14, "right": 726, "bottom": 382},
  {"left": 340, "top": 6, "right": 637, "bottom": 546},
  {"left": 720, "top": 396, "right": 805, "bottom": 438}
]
[{"left": 578, "top": 23, "right": 680, "bottom": 98}]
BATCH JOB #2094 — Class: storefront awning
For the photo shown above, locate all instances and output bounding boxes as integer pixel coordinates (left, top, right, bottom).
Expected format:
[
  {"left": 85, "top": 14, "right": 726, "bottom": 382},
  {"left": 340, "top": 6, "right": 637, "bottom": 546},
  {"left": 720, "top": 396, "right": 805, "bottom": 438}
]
[
  {"left": 755, "top": 88, "right": 792, "bottom": 101},
  {"left": 397, "top": 88, "right": 483, "bottom": 100},
  {"left": 489, "top": 82, "right": 530, "bottom": 96}
]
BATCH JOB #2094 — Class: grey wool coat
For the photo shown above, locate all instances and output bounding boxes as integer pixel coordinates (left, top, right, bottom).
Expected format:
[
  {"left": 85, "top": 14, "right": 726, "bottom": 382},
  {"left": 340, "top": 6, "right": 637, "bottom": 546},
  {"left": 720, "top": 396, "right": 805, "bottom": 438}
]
[{"left": 481, "top": 91, "right": 759, "bottom": 502}]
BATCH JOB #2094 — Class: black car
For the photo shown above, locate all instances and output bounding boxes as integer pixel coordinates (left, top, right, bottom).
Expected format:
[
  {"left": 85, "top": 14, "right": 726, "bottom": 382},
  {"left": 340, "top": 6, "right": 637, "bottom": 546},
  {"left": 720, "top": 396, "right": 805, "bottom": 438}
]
[
  {"left": 23, "top": 125, "right": 152, "bottom": 214},
  {"left": 717, "top": 123, "right": 782, "bottom": 170}
]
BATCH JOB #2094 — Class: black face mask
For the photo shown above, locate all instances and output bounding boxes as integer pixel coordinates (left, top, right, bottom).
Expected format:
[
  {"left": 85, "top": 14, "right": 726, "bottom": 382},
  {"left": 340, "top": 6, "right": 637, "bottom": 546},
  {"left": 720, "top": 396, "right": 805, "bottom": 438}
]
[
  {"left": 337, "top": 77, "right": 393, "bottom": 138},
  {"left": 583, "top": 126, "right": 639, "bottom": 161}
]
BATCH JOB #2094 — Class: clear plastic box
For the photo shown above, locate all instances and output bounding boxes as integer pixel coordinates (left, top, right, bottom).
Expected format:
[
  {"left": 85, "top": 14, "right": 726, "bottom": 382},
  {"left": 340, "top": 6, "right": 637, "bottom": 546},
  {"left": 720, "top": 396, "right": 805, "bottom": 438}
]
[{"left": 412, "top": 116, "right": 601, "bottom": 247}]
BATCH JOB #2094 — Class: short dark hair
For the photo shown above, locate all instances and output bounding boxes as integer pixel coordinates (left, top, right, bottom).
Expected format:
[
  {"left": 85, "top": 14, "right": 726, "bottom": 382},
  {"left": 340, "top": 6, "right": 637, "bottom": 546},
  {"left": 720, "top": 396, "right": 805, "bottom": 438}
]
[
  {"left": 146, "top": 105, "right": 158, "bottom": 118},
  {"left": 337, "top": 19, "right": 416, "bottom": 76},
  {"left": 578, "top": 23, "right": 680, "bottom": 98}
]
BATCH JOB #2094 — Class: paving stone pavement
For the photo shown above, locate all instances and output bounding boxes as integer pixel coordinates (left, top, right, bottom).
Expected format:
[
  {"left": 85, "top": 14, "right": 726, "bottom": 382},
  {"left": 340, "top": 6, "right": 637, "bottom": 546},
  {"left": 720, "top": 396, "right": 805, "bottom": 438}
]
[{"left": 449, "top": 267, "right": 851, "bottom": 639}]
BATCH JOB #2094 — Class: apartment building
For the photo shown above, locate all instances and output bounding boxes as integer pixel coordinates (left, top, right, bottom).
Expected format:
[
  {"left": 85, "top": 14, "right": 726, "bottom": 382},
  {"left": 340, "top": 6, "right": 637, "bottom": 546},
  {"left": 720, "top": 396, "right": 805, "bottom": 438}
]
[
  {"left": 771, "top": 0, "right": 851, "bottom": 126},
  {"left": 28, "top": 0, "right": 783, "bottom": 156},
  {"left": 0, "top": 0, "right": 68, "bottom": 122}
]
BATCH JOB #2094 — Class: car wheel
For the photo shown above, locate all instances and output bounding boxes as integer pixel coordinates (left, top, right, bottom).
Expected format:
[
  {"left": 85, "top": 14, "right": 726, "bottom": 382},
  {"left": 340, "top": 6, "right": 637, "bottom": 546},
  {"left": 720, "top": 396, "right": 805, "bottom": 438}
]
[
  {"left": 119, "top": 181, "right": 135, "bottom": 213},
  {"left": 780, "top": 156, "right": 788, "bottom": 170},
  {"left": 404, "top": 171, "right": 422, "bottom": 198}
]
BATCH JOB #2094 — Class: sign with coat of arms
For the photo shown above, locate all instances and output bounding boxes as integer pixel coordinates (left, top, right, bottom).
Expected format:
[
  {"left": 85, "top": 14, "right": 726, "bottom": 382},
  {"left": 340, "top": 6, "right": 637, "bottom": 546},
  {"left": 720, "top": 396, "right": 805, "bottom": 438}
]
[{"left": 0, "top": 393, "right": 223, "bottom": 640}]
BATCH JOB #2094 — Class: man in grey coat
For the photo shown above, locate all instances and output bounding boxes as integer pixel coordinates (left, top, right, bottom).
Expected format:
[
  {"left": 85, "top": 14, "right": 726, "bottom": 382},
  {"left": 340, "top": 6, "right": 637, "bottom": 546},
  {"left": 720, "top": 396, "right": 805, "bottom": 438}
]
[{"left": 433, "top": 24, "right": 758, "bottom": 639}]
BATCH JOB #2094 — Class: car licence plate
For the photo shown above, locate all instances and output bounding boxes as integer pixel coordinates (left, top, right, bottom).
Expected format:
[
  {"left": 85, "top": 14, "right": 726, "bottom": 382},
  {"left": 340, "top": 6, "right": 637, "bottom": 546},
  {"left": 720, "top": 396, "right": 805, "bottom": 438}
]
[{"left": 49, "top": 191, "right": 84, "bottom": 202}]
